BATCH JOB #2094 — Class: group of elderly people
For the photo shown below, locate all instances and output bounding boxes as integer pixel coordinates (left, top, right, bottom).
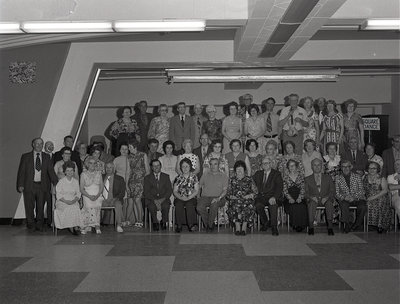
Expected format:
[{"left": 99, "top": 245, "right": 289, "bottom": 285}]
[{"left": 17, "top": 94, "right": 400, "bottom": 236}]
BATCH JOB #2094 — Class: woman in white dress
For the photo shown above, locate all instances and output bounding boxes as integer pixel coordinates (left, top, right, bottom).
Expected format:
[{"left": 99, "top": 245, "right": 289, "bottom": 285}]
[
  {"left": 80, "top": 156, "right": 104, "bottom": 234},
  {"left": 159, "top": 140, "right": 178, "bottom": 184},
  {"left": 54, "top": 161, "right": 82, "bottom": 235}
]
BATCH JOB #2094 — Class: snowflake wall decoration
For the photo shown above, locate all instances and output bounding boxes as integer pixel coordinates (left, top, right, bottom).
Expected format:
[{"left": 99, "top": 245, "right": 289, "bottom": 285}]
[{"left": 9, "top": 61, "right": 37, "bottom": 84}]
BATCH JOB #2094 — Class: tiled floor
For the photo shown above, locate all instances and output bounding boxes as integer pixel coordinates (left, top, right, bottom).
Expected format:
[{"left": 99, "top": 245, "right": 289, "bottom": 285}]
[{"left": 0, "top": 225, "right": 399, "bottom": 304}]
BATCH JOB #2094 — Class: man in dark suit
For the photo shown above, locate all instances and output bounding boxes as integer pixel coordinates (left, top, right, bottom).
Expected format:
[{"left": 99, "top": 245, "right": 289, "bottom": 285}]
[
  {"left": 132, "top": 100, "right": 154, "bottom": 152},
  {"left": 44, "top": 140, "right": 55, "bottom": 226},
  {"left": 193, "top": 133, "right": 212, "bottom": 179},
  {"left": 54, "top": 135, "right": 82, "bottom": 174},
  {"left": 144, "top": 159, "right": 173, "bottom": 231},
  {"left": 253, "top": 156, "right": 283, "bottom": 236},
  {"left": 169, "top": 102, "right": 195, "bottom": 151},
  {"left": 305, "top": 158, "right": 335, "bottom": 235},
  {"left": 147, "top": 138, "right": 163, "bottom": 163},
  {"left": 382, "top": 135, "right": 400, "bottom": 177},
  {"left": 17, "top": 137, "right": 58, "bottom": 232},
  {"left": 340, "top": 136, "right": 368, "bottom": 175},
  {"left": 102, "top": 162, "right": 126, "bottom": 232}
]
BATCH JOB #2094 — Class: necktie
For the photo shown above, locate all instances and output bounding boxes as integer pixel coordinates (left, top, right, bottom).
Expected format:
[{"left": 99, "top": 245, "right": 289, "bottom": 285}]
[
  {"left": 266, "top": 112, "right": 272, "bottom": 132},
  {"left": 397, "top": 177, "right": 400, "bottom": 196},
  {"left": 142, "top": 114, "right": 148, "bottom": 127},
  {"left": 181, "top": 116, "right": 185, "bottom": 127},
  {"left": 290, "top": 114, "right": 294, "bottom": 125},
  {"left": 103, "top": 176, "right": 110, "bottom": 199},
  {"left": 197, "top": 117, "right": 202, "bottom": 130},
  {"left": 35, "top": 153, "right": 41, "bottom": 171},
  {"left": 155, "top": 174, "right": 160, "bottom": 190},
  {"left": 263, "top": 172, "right": 268, "bottom": 185},
  {"left": 352, "top": 151, "right": 356, "bottom": 163}
]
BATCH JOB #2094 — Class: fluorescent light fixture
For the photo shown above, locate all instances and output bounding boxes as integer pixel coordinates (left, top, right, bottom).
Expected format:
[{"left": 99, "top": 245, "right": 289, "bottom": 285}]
[
  {"left": 171, "top": 74, "right": 338, "bottom": 83},
  {"left": 113, "top": 20, "right": 205, "bottom": 32},
  {"left": 0, "top": 22, "right": 23, "bottom": 34},
  {"left": 21, "top": 21, "right": 113, "bottom": 33},
  {"left": 361, "top": 19, "right": 400, "bottom": 30}
]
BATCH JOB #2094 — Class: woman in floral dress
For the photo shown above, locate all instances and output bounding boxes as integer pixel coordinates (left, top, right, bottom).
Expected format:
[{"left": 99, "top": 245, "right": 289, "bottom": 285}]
[
  {"left": 222, "top": 102, "right": 242, "bottom": 154},
  {"left": 300, "top": 97, "right": 320, "bottom": 147},
  {"left": 342, "top": 99, "right": 364, "bottom": 150},
  {"left": 80, "top": 156, "right": 104, "bottom": 234},
  {"left": 226, "top": 160, "right": 258, "bottom": 235},
  {"left": 364, "top": 161, "right": 391, "bottom": 233},
  {"left": 109, "top": 106, "right": 141, "bottom": 156},
  {"left": 246, "top": 139, "right": 263, "bottom": 176},
  {"left": 126, "top": 141, "right": 150, "bottom": 228},
  {"left": 202, "top": 105, "right": 223, "bottom": 143},
  {"left": 148, "top": 104, "right": 170, "bottom": 153},
  {"left": 320, "top": 100, "right": 343, "bottom": 154},
  {"left": 278, "top": 141, "right": 304, "bottom": 177}
]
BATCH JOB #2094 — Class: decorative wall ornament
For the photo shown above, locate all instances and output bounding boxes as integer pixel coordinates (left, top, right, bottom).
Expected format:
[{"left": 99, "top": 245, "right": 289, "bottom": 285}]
[{"left": 9, "top": 61, "right": 37, "bottom": 84}]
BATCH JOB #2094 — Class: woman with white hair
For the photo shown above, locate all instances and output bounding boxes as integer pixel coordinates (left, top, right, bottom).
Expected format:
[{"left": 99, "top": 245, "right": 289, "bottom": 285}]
[
  {"left": 202, "top": 105, "right": 223, "bottom": 143},
  {"left": 176, "top": 139, "right": 200, "bottom": 175},
  {"left": 148, "top": 104, "right": 170, "bottom": 153}
]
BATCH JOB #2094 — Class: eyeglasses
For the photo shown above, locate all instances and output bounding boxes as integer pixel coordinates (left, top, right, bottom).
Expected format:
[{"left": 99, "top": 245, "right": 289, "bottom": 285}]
[
  {"left": 369, "top": 167, "right": 378, "bottom": 170},
  {"left": 88, "top": 162, "right": 96, "bottom": 165}
]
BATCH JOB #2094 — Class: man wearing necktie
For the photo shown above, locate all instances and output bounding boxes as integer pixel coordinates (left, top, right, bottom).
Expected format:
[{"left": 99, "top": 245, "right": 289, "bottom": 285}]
[
  {"left": 193, "top": 133, "right": 212, "bottom": 180},
  {"left": 102, "top": 162, "right": 125, "bottom": 232},
  {"left": 340, "top": 137, "right": 368, "bottom": 175},
  {"left": 191, "top": 103, "right": 207, "bottom": 149},
  {"left": 168, "top": 102, "right": 195, "bottom": 151},
  {"left": 44, "top": 140, "right": 55, "bottom": 227},
  {"left": 17, "top": 137, "right": 58, "bottom": 232},
  {"left": 144, "top": 159, "right": 173, "bottom": 231},
  {"left": 261, "top": 97, "right": 280, "bottom": 152},
  {"left": 305, "top": 158, "right": 335, "bottom": 235},
  {"left": 253, "top": 157, "right": 283, "bottom": 235}
]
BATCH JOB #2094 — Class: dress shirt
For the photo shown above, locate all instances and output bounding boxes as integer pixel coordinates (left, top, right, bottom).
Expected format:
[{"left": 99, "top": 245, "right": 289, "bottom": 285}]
[
  {"left": 279, "top": 106, "right": 307, "bottom": 131},
  {"left": 262, "top": 111, "right": 279, "bottom": 135},
  {"left": 263, "top": 170, "right": 271, "bottom": 184},
  {"left": 393, "top": 147, "right": 400, "bottom": 160},
  {"left": 33, "top": 151, "right": 42, "bottom": 182}
]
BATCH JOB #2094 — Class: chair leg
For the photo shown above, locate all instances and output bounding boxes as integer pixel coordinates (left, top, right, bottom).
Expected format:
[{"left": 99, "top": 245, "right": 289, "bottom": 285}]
[{"left": 148, "top": 209, "right": 152, "bottom": 232}]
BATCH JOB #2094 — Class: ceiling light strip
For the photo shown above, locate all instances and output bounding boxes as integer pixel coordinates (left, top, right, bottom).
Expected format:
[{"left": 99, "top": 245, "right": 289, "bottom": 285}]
[
  {"left": 360, "top": 19, "right": 400, "bottom": 30},
  {"left": 0, "top": 22, "right": 23, "bottom": 34},
  {"left": 113, "top": 20, "right": 205, "bottom": 32},
  {"left": 171, "top": 74, "right": 338, "bottom": 82}
]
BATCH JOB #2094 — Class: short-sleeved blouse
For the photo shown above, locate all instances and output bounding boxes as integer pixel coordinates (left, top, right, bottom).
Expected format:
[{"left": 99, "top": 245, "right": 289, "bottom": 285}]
[
  {"left": 283, "top": 173, "right": 305, "bottom": 201},
  {"left": 177, "top": 153, "right": 198, "bottom": 170},
  {"left": 174, "top": 173, "right": 199, "bottom": 198},
  {"left": 109, "top": 118, "right": 140, "bottom": 139}
]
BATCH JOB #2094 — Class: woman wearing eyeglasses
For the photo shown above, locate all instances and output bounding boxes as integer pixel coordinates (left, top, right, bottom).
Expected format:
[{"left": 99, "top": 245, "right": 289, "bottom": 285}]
[
  {"left": 364, "top": 161, "right": 390, "bottom": 233},
  {"left": 148, "top": 104, "right": 170, "bottom": 154}
]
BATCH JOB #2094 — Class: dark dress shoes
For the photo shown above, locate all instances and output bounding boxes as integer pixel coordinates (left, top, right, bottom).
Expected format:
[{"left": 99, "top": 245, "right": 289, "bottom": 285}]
[
  {"left": 272, "top": 226, "right": 279, "bottom": 236},
  {"left": 208, "top": 223, "right": 215, "bottom": 233},
  {"left": 175, "top": 226, "right": 182, "bottom": 233},
  {"left": 260, "top": 225, "right": 268, "bottom": 232},
  {"left": 328, "top": 228, "right": 335, "bottom": 236},
  {"left": 240, "top": 230, "right": 246, "bottom": 236},
  {"left": 308, "top": 228, "right": 314, "bottom": 235},
  {"left": 234, "top": 230, "right": 241, "bottom": 236},
  {"left": 160, "top": 221, "right": 167, "bottom": 230},
  {"left": 344, "top": 223, "right": 350, "bottom": 234},
  {"left": 153, "top": 223, "right": 160, "bottom": 231}
]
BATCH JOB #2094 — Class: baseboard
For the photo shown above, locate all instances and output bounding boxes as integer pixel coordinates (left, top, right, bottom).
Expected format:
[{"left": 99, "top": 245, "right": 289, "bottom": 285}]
[{"left": 0, "top": 218, "right": 25, "bottom": 225}]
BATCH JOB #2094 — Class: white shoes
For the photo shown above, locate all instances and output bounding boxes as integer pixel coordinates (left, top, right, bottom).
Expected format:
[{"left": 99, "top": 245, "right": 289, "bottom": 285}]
[
  {"left": 117, "top": 226, "right": 123, "bottom": 233},
  {"left": 95, "top": 228, "right": 102, "bottom": 234}
]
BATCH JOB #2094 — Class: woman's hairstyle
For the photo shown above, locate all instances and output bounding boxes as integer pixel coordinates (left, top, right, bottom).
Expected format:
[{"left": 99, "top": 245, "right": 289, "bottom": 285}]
[
  {"left": 229, "top": 139, "right": 242, "bottom": 149},
  {"left": 211, "top": 139, "right": 223, "bottom": 150},
  {"left": 84, "top": 156, "right": 96, "bottom": 169},
  {"left": 248, "top": 104, "right": 260, "bottom": 114},
  {"left": 206, "top": 104, "right": 216, "bottom": 112},
  {"left": 158, "top": 104, "right": 168, "bottom": 113},
  {"left": 325, "top": 142, "right": 338, "bottom": 153},
  {"left": 286, "top": 159, "right": 299, "bottom": 170},
  {"left": 342, "top": 98, "right": 358, "bottom": 113},
  {"left": 127, "top": 139, "right": 139, "bottom": 149},
  {"left": 179, "top": 157, "right": 193, "bottom": 172},
  {"left": 62, "top": 160, "right": 76, "bottom": 173},
  {"left": 245, "top": 139, "right": 258, "bottom": 151},
  {"left": 228, "top": 101, "right": 238, "bottom": 111},
  {"left": 121, "top": 106, "right": 132, "bottom": 113},
  {"left": 162, "top": 140, "right": 175, "bottom": 154},
  {"left": 233, "top": 160, "right": 247, "bottom": 173},
  {"left": 323, "top": 99, "right": 338, "bottom": 115},
  {"left": 118, "top": 142, "right": 129, "bottom": 151},
  {"left": 265, "top": 140, "right": 278, "bottom": 151},
  {"left": 299, "top": 96, "right": 313, "bottom": 109},
  {"left": 182, "top": 138, "right": 193, "bottom": 150},
  {"left": 283, "top": 141, "right": 296, "bottom": 154},
  {"left": 60, "top": 146, "right": 72, "bottom": 155},
  {"left": 303, "top": 139, "right": 316, "bottom": 151},
  {"left": 90, "top": 145, "right": 103, "bottom": 155},
  {"left": 364, "top": 142, "right": 376, "bottom": 152},
  {"left": 368, "top": 161, "right": 381, "bottom": 174}
]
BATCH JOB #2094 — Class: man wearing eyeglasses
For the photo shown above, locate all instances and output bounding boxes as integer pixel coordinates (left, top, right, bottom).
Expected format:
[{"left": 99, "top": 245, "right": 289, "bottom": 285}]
[
  {"left": 382, "top": 135, "right": 400, "bottom": 177},
  {"left": 335, "top": 160, "right": 367, "bottom": 233}
]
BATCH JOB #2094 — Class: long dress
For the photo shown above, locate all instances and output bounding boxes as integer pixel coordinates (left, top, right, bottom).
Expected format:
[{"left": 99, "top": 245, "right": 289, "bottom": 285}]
[
  {"left": 364, "top": 176, "right": 391, "bottom": 230},
  {"left": 159, "top": 155, "right": 178, "bottom": 184},
  {"left": 54, "top": 177, "right": 83, "bottom": 229},
  {"left": 222, "top": 116, "right": 242, "bottom": 154},
  {"left": 226, "top": 176, "right": 258, "bottom": 226},
  {"left": 148, "top": 116, "right": 170, "bottom": 153},
  {"left": 278, "top": 154, "right": 304, "bottom": 177},
  {"left": 322, "top": 113, "right": 342, "bottom": 152},
  {"left": 323, "top": 154, "right": 341, "bottom": 223},
  {"left": 303, "top": 110, "right": 319, "bottom": 143},
  {"left": 202, "top": 119, "right": 223, "bottom": 142},
  {"left": 248, "top": 154, "right": 263, "bottom": 176},
  {"left": 343, "top": 112, "right": 363, "bottom": 149},
  {"left": 81, "top": 170, "right": 103, "bottom": 227},
  {"left": 127, "top": 152, "right": 146, "bottom": 199},
  {"left": 109, "top": 118, "right": 140, "bottom": 156},
  {"left": 282, "top": 173, "right": 308, "bottom": 229},
  {"left": 245, "top": 116, "right": 266, "bottom": 155}
]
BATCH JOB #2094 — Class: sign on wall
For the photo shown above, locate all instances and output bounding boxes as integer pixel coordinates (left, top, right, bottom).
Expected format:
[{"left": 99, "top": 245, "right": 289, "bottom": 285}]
[{"left": 362, "top": 117, "right": 380, "bottom": 131}]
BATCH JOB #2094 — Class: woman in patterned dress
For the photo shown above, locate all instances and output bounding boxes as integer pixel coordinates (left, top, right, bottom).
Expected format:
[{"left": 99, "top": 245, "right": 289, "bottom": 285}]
[
  {"left": 278, "top": 141, "right": 304, "bottom": 177},
  {"left": 54, "top": 161, "right": 82, "bottom": 235},
  {"left": 90, "top": 146, "right": 106, "bottom": 174},
  {"left": 300, "top": 97, "right": 320, "bottom": 147},
  {"left": 320, "top": 100, "right": 343, "bottom": 154},
  {"left": 126, "top": 140, "right": 150, "bottom": 228},
  {"left": 282, "top": 159, "right": 308, "bottom": 232},
  {"left": 244, "top": 104, "right": 266, "bottom": 155},
  {"left": 222, "top": 102, "right": 242, "bottom": 154},
  {"left": 364, "top": 161, "right": 391, "bottom": 233},
  {"left": 365, "top": 143, "right": 384, "bottom": 170},
  {"left": 246, "top": 139, "right": 263, "bottom": 176},
  {"left": 203, "top": 139, "right": 229, "bottom": 176},
  {"left": 225, "top": 139, "right": 252, "bottom": 177},
  {"left": 342, "top": 99, "right": 365, "bottom": 150},
  {"left": 176, "top": 139, "right": 200, "bottom": 176},
  {"left": 148, "top": 104, "right": 170, "bottom": 154},
  {"left": 202, "top": 105, "right": 223, "bottom": 143},
  {"left": 80, "top": 156, "right": 104, "bottom": 234},
  {"left": 109, "top": 106, "right": 141, "bottom": 156},
  {"left": 226, "top": 160, "right": 258, "bottom": 235},
  {"left": 173, "top": 158, "right": 199, "bottom": 233}
]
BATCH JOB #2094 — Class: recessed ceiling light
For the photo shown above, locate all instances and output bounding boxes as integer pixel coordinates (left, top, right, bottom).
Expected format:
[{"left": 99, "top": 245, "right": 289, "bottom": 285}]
[
  {"left": 360, "top": 19, "right": 400, "bottom": 30},
  {"left": 113, "top": 20, "right": 205, "bottom": 32},
  {"left": 0, "top": 22, "right": 23, "bottom": 34},
  {"left": 21, "top": 21, "right": 114, "bottom": 33}
]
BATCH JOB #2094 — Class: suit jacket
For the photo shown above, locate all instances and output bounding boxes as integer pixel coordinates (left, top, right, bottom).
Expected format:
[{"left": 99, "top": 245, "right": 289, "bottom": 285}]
[
  {"left": 54, "top": 149, "right": 83, "bottom": 174},
  {"left": 253, "top": 169, "right": 283, "bottom": 200},
  {"left": 335, "top": 173, "right": 365, "bottom": 201},
  {"left": 192, "top": 114, "right": 207, "bottom": 149},
  {"left": 168, "top": 114, "right": 195, "bottom": 150},
  {"left": 193, "top": 145, "right": 212, "bottom": 179},
  {"left": 143, "top": 172, "right": 173, "bottom": 203},
  {"left": 305, "top": 173, "right": 335, "bottom": 202},
  {"left": 340, "top": 148, "right": 368, "bottom": 173},
  {"left": 17, "top": 151, "right": 58, "bottom": 192},
  {"left": 382, "top": 148, "right": 396, "bottom": 177},
  {"left": 103, "top": 174, "right": 126, "bottom": 201}
]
